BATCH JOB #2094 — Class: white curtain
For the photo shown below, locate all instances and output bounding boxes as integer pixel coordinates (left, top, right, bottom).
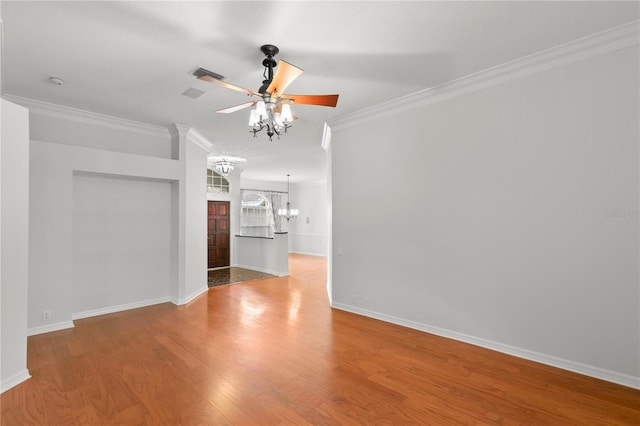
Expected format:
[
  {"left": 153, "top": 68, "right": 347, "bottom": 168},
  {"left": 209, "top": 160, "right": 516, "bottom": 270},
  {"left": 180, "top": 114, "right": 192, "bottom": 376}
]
[{"left": 269, "top": 193, "right": 283, "bottom": 232}]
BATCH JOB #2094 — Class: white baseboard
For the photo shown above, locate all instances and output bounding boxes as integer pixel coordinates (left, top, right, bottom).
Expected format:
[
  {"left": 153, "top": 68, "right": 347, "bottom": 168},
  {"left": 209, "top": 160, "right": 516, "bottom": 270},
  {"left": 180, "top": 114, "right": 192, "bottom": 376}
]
[
  {"left": 72, "top": 296, "right": 171, "bottom": 320},
  {"left": 289, "top": 251, "right": 327, "bottom": 257},
  {"left": 27, "top": 320, "right": 75, "bottom": 336},
  {"left": 171, "top": 286, "right": 208, "bottom": 306},
  {"left": 331, "top": 302, "right": 640, "bottom": 390},
  {"left": 1, "top": 369, "right": 31, "bottom": 393}
]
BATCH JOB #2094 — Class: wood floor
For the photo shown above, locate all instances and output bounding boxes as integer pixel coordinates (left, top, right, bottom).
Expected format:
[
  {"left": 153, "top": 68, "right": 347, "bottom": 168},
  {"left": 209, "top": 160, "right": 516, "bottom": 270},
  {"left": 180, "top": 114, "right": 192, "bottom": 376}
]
[{"left": 2, "top": 254, "right": 639, "bottom": 425}]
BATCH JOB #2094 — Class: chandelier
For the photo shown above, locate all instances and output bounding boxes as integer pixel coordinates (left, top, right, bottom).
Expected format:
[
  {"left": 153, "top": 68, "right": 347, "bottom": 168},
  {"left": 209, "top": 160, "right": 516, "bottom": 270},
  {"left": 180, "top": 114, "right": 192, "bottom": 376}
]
[
  {"left": 278, "top": 174, "right": 299, "bottom": 221},
  {"left": 215, "top": 160, "right": 234, "bottom": 176},
  {"left": 207, "top": 156, "right": 247, "bottom": 177},
  {"left": 248, "top": 100, "right": 294, "bottom": 141}
]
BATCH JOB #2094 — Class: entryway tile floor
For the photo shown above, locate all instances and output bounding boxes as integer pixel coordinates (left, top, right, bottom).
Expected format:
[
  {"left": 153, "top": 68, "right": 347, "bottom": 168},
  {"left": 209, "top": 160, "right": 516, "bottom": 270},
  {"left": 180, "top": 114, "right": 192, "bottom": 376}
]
[{"left": 207, "top": 267, "right": 275, "bottom": 287}]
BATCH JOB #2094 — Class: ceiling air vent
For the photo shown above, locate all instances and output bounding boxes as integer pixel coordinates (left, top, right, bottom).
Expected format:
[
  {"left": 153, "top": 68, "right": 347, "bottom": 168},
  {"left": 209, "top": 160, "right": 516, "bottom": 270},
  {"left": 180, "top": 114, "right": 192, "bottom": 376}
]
[
  {"left": 182, "top": 87, "right": 206, "bottom": 99},
  {"left": 192, "top": 67, "right": 225, "bottom": 80}
]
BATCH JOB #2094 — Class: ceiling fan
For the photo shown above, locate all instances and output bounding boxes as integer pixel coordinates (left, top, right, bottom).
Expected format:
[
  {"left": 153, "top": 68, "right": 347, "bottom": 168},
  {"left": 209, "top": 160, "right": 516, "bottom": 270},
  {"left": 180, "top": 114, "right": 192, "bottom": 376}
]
[{"left": 195, "top": 44, "right": 339, "bottom": 140}]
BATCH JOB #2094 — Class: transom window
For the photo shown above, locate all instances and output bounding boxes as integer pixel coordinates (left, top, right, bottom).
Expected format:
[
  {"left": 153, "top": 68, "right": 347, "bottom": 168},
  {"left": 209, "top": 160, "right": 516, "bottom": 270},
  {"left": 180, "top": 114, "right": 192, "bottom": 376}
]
[{"left": 207, "top": 169, "right": 229, "bottom": 193}]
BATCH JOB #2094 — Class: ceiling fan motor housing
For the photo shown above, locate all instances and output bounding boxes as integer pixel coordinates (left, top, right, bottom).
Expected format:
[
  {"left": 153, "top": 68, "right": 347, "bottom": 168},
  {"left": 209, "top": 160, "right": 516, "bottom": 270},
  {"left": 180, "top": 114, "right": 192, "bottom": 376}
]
[
  {"left": 261, "top": 44, "right": 278, "bottom": 70},
  {"left": 260, "top": 44, "right": 279, "bottom": 58}
]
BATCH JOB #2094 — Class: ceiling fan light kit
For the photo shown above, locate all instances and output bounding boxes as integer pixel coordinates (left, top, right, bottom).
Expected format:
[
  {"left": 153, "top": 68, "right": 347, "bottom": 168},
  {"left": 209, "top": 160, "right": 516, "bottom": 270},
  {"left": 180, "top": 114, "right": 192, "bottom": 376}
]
[
  {"left": 248, "top": 100, "right": 293, "bottom": 140},
  {"left": 197, "top": 44, "right": 339, "bottom": 141}
]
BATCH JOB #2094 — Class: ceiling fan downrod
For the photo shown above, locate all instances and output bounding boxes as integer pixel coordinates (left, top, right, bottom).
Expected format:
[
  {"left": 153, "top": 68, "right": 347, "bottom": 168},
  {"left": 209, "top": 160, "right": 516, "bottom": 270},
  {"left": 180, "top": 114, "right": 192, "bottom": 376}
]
[{"left": 259, "top": 44, "right": 279, "bottom": 94}]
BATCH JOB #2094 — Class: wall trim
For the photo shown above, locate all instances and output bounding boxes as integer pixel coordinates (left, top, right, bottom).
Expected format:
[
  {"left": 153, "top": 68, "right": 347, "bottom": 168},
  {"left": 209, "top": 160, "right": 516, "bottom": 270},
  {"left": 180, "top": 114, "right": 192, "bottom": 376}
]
[
  {"left": 2, "top": 94, "right": 170, "bottom": 139},
  {"left": 72, "top": 296, "right": 171, "bottom": 320},
  {"left": 331, "top": 302, "right": 640, "bottom": 390},
  {"left": 27, "top": 320, "right": 74, "bottom": 337},
  {"left": 1, "top": 369, "right": 31, "bottom": 393},
  {"left": 186, "top": 128, "right": 213, "bottom": 151},
  {"left": 171, "top": 285, "right": 209, "bottom": 306},
  {"left": 330, "top": 20, "right": 640, "bottom": 132},
  {"left": 171, "top": 123, "right": 213, "bottom": 152},
  {"left": 289, "top": 250, "right": 326, "bottom": 257}
]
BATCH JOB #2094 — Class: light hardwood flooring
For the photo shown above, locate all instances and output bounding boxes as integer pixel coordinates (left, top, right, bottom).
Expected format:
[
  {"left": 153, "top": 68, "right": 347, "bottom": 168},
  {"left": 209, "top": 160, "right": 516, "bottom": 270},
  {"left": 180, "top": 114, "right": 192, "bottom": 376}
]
[{"left": 2, "top": 254, "right": 639, "bottom": 424}]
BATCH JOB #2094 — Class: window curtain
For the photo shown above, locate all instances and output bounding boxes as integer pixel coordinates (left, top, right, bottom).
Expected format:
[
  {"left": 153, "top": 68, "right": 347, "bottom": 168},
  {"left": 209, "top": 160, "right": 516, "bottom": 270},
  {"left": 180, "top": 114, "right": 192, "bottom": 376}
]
[{"left": 269, "top": 193, "right": 283, "bottom": 232}]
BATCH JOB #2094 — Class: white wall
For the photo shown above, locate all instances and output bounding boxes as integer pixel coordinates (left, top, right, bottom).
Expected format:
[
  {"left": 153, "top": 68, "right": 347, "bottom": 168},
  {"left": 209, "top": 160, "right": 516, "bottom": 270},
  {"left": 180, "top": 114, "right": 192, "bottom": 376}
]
[
  {"left": 11, "top": 96, "right": 174, "bottom": 159},
  {"left": 288, "top": 180, "right": 328, "bottom": 256},
  {"left": 1, "top": 99, "right": 31, "bottom": 392},
  {"left": 241, "top": 178, "right": 288, "bottom": 193},
  {"left": 29, "top": 141, "right": 180, "bottom": 333},
  {"left": 72, "top": 173, "right": 173, "bottom": 316},
  {"left": 25, "top": 106, "right": 211, "bottom": 334},
  {"left": 326, "top": 130, "right": 333, "bottom": 304},
  {"left": 235, "top": 233, "right": 289, "bottom": 276},
  {"left": 331, "top": 36, "right": 639, "bottom": 387},
  {"left": 181, "top": 128, "right": 209, "bottom": 302}
]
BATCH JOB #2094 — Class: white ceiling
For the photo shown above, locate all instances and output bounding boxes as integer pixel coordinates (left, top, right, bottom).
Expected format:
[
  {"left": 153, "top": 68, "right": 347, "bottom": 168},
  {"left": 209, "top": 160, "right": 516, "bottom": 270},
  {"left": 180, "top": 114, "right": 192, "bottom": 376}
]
[{"left": 1, "top": 1, "right": 638, "bottom": 183}]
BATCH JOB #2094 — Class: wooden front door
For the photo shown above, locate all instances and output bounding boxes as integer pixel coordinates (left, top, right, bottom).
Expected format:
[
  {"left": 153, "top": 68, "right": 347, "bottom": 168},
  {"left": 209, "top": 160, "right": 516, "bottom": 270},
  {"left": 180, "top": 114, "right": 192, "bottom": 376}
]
[{"left": 207, "top": 201, "right": 230, "bottom": 268}]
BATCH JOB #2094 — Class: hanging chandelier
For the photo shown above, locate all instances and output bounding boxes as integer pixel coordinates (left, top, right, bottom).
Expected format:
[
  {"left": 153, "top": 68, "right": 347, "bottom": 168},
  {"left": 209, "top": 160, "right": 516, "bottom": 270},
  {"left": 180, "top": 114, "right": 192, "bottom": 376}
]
[{"left": 278, "top": 174, "right": 299, "bottom": 221}]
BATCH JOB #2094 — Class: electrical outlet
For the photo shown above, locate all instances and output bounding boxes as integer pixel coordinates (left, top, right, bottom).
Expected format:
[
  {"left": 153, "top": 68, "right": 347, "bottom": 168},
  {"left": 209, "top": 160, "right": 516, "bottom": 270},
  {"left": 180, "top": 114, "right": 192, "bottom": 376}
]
[{"left": 42, "top": 310, "right": 52, "bottom": 321}]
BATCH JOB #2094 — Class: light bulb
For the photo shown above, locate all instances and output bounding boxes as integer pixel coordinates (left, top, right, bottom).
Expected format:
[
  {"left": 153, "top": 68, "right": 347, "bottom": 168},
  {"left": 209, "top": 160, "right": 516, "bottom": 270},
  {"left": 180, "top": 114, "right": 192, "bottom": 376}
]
[
  {"left": 248, "top": 109, "right": 258, "bottom": 126},
  {"left": 281, "top": 104, "right": 293, "bottom": 122},
  {"left": 255, "top": 101, "right": 267, "bottom": 118},
  {"left": 274, "top": 112, "right": 283, "bottom": 127}
]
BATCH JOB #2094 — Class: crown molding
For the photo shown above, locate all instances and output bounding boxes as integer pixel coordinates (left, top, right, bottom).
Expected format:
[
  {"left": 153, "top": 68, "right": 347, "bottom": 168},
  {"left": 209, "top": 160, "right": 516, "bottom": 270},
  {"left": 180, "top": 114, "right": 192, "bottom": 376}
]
[
  {"left": 1, "top": 94, "right": 170, "bottom": 138},
  {"left": 186, "top": 127, "right": 213, "bottom": 151},
  {"left": 171, "top": 123, "right": 213, "bottom": 151},
  {"left": 330, "top": 20, "right": 639, "bottom": 132}
]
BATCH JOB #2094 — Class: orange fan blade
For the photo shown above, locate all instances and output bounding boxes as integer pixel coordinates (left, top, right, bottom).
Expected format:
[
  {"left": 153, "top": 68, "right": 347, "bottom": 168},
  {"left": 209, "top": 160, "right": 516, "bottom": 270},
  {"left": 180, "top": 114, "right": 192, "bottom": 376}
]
[
  {"left": 266, "top": 60, "right": 304, "bottom": 99},
  {"left": 198, "top": 75, "right": 261, "bottom": 97},
  {"left": 216, "top": 101, "right": 257, "bottom": 114},
  {"left": 281, "top": 94, "right": 339, "bottom": 107}
]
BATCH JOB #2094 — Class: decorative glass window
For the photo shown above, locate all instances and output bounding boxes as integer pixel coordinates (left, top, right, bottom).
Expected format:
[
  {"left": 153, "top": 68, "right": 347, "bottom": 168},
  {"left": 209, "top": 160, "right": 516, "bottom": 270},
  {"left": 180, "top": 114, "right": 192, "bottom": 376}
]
[
  {"left": 240, "top": 191, "right": 277, "bottom": 237},
  {"left": 207, "top": 169, "right": 229, "bottom": 193}
]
